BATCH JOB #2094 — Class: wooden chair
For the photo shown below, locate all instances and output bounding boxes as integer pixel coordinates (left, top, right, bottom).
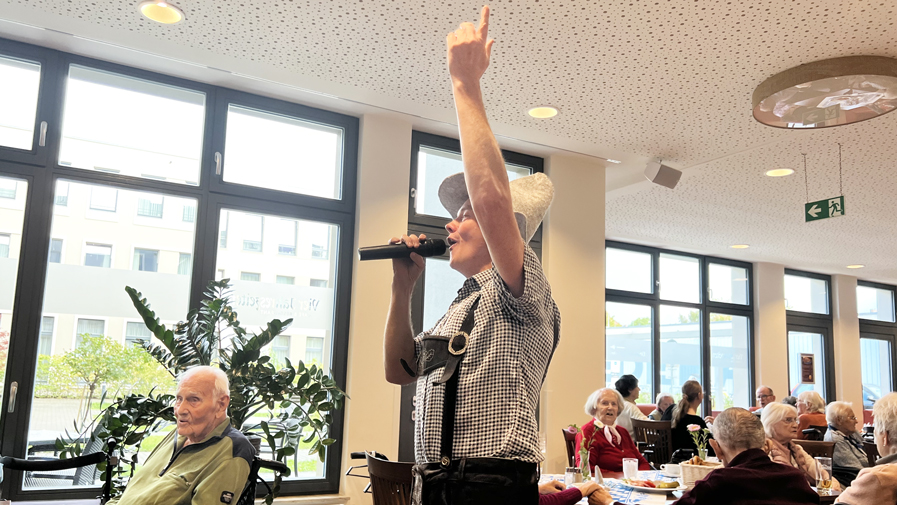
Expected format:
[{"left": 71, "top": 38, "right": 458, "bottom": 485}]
[
  {"left": 792, "top": 439, "right": 835, "bottom": 460},
  {"left": 801, "top": 424, "right": 828, "bottom": 441},
  {"left": 864, "top": 441, "right": 880, "bottom": 467},
  {"left": 631, "top": 419, "right": 673, "bottom": 468},
  {"left": 364, "top": 452, "right": 414, "bottom": 505},
  {"left": 562, "top": 426, "right": 578, "bottom": 467}
]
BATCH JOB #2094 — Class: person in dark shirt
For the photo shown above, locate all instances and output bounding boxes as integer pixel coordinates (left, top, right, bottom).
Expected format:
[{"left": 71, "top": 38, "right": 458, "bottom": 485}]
[
  {"left": 661, "top": 380, "right": 715, "bottom": 456},
  {"left": 590, "top": 408, "right": 821, "bottom": 505}
]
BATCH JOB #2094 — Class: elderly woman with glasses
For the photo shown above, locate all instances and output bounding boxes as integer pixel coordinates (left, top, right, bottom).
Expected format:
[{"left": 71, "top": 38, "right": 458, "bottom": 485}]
[
  {"left": 761, "top": 402, "right": 841, "bottom": 491},
  {"left": 796, "top": 390, "right": 827, "bottom": 439},
  {"left": 824, "top": 401, "right": 868, "bottom": 484}
]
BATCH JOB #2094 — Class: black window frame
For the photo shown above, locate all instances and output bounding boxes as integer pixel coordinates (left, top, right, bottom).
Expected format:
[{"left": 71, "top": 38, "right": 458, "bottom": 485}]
[
  {"left": 857, "top": 280, "right": 897, "bottom": 409},
  {"left": 0, "top": 36, "right": 356, "bottom": 500},
  {"left": 605, "top": 240, "right": 755, "bottom": 416},
  {"left": 784, "top": 269, "right": 836, "bottom": 402}
]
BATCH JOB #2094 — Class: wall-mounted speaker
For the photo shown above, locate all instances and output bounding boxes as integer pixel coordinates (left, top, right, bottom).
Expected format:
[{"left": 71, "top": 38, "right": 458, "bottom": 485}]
[{"left": 644, "top": 160, "right": 682, "bottom": 189}]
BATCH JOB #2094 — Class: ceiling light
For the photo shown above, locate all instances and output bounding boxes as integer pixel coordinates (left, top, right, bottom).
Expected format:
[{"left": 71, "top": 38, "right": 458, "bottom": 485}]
[
  {"left": 527, "top": 106, "right": 558, "bottom": 119},
  {"left": 752, "top": 56, "right": 897, "bottom": 128},
  {"left": 729, "top": 244, "right": 750, "bottom": 249},
  {"left": 846, "top": 264, "right": 865, "bottom": 269},
  {"left": 765, "top": 168, "right": 795, "bottom": 177},
  {"left": 605, "top": 159, "right": 622, "bottom": 164},
  {"left": 137, "top": 0, "right": 185, "bottom": 24}
]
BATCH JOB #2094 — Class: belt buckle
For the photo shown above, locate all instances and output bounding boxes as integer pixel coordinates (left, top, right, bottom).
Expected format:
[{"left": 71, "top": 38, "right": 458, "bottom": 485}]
[{"left": 447, "top": 331, "right": 468, "bottom": 356}]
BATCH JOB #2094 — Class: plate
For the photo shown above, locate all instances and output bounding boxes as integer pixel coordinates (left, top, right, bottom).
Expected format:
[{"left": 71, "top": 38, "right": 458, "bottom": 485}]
[
  {"left": 618, "top": 480, "right": 687, "bottom": 494},
  {"left": 660, "top": 471, "right": 681, "bottom": 479}
]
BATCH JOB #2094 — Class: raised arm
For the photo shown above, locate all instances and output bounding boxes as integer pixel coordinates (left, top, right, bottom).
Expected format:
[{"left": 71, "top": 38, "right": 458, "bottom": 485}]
[{"left": 447, "top": 6, "right": 526, "bottom": 297}]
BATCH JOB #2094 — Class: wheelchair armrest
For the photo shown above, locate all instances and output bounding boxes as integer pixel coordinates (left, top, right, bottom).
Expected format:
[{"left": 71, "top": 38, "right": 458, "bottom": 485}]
[
  {"left": 256, "top": 458, "right": 290, "bottom": 475},
  {"left": 0, "top": 451, "right": 105, "bottom": 472}
]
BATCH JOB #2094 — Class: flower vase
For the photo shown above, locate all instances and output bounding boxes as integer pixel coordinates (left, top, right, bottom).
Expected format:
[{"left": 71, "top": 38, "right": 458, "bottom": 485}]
[
  {"left": 580, "top": 455, "right": 591, "bottom": 482},
  {"left": 697, "top": 448, "right": 707, "bottom": 461}
]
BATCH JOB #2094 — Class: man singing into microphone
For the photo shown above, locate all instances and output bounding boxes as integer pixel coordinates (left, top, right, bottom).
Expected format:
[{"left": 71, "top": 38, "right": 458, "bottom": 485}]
[{"left": 382, "top": 6, "right": 560, "bottom": 504}]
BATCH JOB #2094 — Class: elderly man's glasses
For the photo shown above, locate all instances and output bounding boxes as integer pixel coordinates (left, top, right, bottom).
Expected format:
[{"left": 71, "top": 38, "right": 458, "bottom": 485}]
[{"left": 757, "top": 394, "right": 773, "bottom": 400}]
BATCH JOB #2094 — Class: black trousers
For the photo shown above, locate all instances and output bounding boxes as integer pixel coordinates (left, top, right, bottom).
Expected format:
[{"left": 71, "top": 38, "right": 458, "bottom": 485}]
[{"left": 414, "top": 458, "right": 539, "bottom": 505}]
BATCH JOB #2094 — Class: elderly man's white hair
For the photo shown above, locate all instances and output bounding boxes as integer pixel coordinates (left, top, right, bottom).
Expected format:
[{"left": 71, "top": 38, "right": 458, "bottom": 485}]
[
  {"left": 874, "top": 392, "right": 897, "bottom": 446},
  {"left": 584, "top": 388, "right": 625, "bottom": 417},
  {"left": 179, "top": 366, "right": 230, "bottom": 400},
  {"left": 711, "top": 408, "right": 765, "bottom": 451},
  {"left": 655, "top": 392, "right": 674, "bottom": 404},
  {"left": 798, "top": 390, "right": 826, "bottom": 414},
  {"left": 760, "top": 402, "right": 798, "bottom": 438},
  {"left": 826, "top": 401, "right": 856, "bottom": 428}
]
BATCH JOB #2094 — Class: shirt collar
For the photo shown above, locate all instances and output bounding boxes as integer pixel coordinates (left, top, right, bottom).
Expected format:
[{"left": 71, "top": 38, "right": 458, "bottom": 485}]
[{"left": 456, "top": 268, "right": 493, "bottom": 299}]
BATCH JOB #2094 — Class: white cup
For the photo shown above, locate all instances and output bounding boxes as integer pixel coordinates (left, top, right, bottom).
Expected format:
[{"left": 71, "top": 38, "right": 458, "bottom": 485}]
[
  {"left": 660, "top": 463, "right": 681, "bottom": 477},
  {"left": 623, "top": 458, "right": 638, "bottom": 479}
]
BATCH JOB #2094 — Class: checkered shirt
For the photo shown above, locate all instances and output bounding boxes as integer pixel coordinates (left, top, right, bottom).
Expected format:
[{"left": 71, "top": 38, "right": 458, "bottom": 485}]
[{"left": 412, "top": 245, "right": 560, "bottom": 464}]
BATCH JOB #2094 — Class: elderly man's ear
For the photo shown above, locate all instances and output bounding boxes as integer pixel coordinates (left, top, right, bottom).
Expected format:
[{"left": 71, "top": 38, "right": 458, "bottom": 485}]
[{"left": 708, "top": 439, "right": 725, "bottom": 465}]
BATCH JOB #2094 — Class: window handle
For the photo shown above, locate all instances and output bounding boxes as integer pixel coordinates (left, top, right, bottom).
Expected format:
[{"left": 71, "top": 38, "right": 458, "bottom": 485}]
[
  {"left": 39, "top": 121, "right": 48, "bottom": 147},
  {"left": 215, "top": 152, "right": 222, "bottom": 175},
  {"left": 7, "top": 381, "right": 17, "bottom": 413}
]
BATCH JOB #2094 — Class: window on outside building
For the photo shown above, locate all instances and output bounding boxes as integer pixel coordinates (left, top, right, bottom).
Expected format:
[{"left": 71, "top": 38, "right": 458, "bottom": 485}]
[
  {"left": 0, "top": 178, "right": 16, "bottom": 199},
  {"left": 240, "top": 272, "right": 260, "bottom": 282},
  {"left": 276, "top": 276, "right": 295, "bottom": 285},
  {"left": 75, "top": 318, "right": 105, "bottom": 346},
  {"left": 0, "top": 234, "right": 9, "bottom": 258},
  {"left": 219, "top": 211, "right": 228, "bottom": 248},
  {"left": 133, "top": 248, "right": 159, "bottom": 272},
  {"left": 54, "top": 181, "right": 69, "bottom": 206},
  {"left": 182, "top": 205, "right": 196, "bottom": 222},
  {"left": 47, "top": 239, "right": 62, "bottom": 263},
  {"left": 125, "top": 321, "right": 152, "bottom": 346},
  {"left": 84, "top": 243, "right": 112, "bottom": 268},
  {"left": 177, "top": 253, "right": 191, "bottom": 275},
  {"left": 305, "top": 336, "right": 324, "bottom": 364},
  {"left": 242, "top": 214, "right": 263, "bottom": 252},
  {"left": 278, "top": 219, "right": 297, "bottom": 255},
  {"left": 216, "top": 269, "right": 225, "bottom": 280},
  {"left": 89, "top": 186, "right": 117, "bottom": 212},
  {"left": 310, "top": 279, "right": 327, "bottom": 288},
  {"left": 136, "top": 194, "right": 164, "bottom": 218},
  {"left": 38, "top": 316, "right": 54, "bottom": 356},
  {"left": 271, "top": 335, "right": 290, "bottom": 365}
]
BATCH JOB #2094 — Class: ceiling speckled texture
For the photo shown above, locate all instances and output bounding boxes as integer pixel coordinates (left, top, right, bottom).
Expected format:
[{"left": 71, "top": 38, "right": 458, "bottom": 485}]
[{"left": 2, "top": 0, "right": 897, "bottom": 281}]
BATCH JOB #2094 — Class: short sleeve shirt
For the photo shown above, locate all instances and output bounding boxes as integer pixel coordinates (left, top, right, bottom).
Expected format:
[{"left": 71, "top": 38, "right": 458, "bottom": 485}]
[{"left": 412, "top": 245, "right": 560, "bottom": 464}]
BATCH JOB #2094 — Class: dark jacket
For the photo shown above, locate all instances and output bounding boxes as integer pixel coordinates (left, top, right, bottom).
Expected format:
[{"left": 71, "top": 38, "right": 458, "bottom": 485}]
[{"left": 673, "top": 448, "right": 820, "bottom": 505}]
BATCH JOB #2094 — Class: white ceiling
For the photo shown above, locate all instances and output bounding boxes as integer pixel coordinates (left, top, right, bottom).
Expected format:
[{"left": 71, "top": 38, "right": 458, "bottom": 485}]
[{"left": 1, "top": 0, "right": 896, "bottom": 282}]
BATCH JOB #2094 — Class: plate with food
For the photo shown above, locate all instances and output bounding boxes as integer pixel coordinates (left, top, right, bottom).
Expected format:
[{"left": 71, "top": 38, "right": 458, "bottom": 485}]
[{"left": 619, "top": 479, "right": 686, "bottom": 494}]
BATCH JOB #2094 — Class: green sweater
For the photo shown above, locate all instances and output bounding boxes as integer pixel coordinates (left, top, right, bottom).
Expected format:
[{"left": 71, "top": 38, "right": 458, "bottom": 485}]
[{"left": 109, "top": 419, "right": 255, "bottom": 505}]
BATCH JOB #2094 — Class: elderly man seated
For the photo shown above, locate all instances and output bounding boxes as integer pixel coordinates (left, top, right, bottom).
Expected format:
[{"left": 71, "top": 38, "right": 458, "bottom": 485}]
[
  {"left": 836, "top": 392, "right": 897, "bottom": 505},
  {"left": 108, "top": 366, "right": 255, "bottom": 505},
  {"left": 589, "top": 408, "right": 819, "bottom": 505}
]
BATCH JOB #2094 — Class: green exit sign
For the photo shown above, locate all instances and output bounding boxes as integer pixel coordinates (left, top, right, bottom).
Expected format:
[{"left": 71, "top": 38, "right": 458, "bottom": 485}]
[{"left": 805, "top": 196, "right": 845, "bottom": 222}]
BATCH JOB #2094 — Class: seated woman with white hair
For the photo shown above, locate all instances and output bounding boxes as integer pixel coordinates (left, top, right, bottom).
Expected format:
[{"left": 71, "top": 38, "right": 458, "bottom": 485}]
[
  {"left": 796, "top": 390, "right": 827, "bottom": 439},
  {"left": 837, "top": 392, "right": 897, "bottom": 505},
  {"left": 762, "top": 402, "right": 841, "bottom": 491},
  {"left": 648, "top": 393, "right": 674, "bottom": 421},
  {"left": 824, "top": 401, "right": 868, "bottom": 485},
  {"left": 575, "top": 388, "right": 651, "bottom": 473}
]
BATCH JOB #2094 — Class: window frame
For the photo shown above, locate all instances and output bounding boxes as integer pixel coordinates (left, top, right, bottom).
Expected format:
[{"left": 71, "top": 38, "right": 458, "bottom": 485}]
[
  {"left": 857, "top": 280, "right": 897, "bottom": 407},
  {"left": 604, "top": 240, "right": 755, "bottom": 415},
  {"left": 0, "top": 36, "right": 356, "bottom": 500},
  {"left": 783, "top": 269, "right": 835, "bottom": 402}
]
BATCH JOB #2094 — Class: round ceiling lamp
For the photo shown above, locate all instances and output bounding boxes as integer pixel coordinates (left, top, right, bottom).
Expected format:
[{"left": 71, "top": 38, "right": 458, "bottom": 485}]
[
  {"left": 752, "top": 56, "right": 897, "bottom": 129},
  {"left": 527, "top": 106, "right": 559, "bottom": 119},
  {"left": 137, "top": 1, "right": 185, "bottom": 24}
]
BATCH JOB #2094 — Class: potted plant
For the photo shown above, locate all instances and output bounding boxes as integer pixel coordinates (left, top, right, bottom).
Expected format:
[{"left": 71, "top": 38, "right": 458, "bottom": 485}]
[{"left": 57, "top": 279, "right": 346, "bottom": 503}]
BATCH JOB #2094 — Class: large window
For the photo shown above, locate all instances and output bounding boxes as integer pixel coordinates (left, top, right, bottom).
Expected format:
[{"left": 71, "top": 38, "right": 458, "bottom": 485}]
[
  {"left": 785, "top": 270, "right": 834, "bottom": 401},
  {"left": 606, "top": 242, "right": 754, "bottom": 413},
  {"left": 0, "top": 38, "right": 356, "bottom": 500},
  {"left": 858, "top": 282, "right": 897, "bottom": 411}
]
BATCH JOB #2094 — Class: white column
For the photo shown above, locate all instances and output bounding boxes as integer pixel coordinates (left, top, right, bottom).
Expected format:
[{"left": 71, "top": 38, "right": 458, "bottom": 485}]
[
  {"left": 832, "top": 275, "right": 863, "bottom": 416},
  {"left": 340, "top": 114, "right": 412, "bottom": 502},
  {"left": 753, "top": 262, "right": 788, "bottom": 402},
  {"left": 542, "top": 154, "right": 605, "bottom": 474}
]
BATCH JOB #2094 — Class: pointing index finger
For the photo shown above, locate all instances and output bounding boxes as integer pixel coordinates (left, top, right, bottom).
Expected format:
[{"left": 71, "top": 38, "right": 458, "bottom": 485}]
[{"left": 478, "top": 5, "right": 490, "bottom": 38}]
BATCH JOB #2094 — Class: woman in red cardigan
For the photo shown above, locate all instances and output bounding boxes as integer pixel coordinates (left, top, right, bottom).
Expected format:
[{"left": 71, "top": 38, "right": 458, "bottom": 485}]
[{"left": 575, "top": 388, "right": 651, "bottom": 473}]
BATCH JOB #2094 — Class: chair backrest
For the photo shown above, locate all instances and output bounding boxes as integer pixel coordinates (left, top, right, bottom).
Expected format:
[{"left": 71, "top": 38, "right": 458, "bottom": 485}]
[
  {"left": 366, "top": 452, "right": 414, "bottom": 505},
  {"left": 562, "top": 426, "right": 578, "bottom": 467},
  {"left": 631, "top": 419, "right": 673, "bottom": 467},
  {"left": 637, "top": 404, "right": 656, "bottom": 416},
  {"left": 792, "top": 439, "right": 835, "bottom": 460},
  {"left": 864, "top": 441, "right": 880, "bottom": 467}
]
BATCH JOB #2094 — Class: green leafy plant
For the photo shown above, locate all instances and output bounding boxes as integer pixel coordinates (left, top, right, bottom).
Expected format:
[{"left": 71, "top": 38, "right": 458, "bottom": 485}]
[{"left": 57, "top": 279, "right": 346, "bottom": 503}]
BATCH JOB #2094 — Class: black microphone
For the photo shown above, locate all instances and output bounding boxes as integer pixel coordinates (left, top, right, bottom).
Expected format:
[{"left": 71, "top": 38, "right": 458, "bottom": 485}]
[{"left": 358, "top": 239, "right": 447, "bottom": 261}]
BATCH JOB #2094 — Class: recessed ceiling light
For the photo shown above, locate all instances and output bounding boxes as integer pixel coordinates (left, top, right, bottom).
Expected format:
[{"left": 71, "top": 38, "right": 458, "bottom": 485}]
[
  {"left": 527, "top": 106, "right": 558, "bottom": 119},
  {"left": 729, "top": 244, "right": 750, "bottom": 249},
  {"left": 846, "top": 264, "right": 865, "bottom": 269},
  {"left": 606, "top": 159, "right": 622, "bottom": 164},
  {"left": 137, "top": 0, "right": 185, "bottom": 24},
  {"left": 765, "top": 168, "right": 795, "bottom": 177}
]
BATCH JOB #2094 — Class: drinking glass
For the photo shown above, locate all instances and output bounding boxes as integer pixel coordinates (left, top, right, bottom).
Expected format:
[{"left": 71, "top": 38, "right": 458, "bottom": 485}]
[
  {"left": 623, "top": 458, "right": 638, "bottom": 479},
  {"left": 815, "top": 457, "right": 833, "bottom": 495}
]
